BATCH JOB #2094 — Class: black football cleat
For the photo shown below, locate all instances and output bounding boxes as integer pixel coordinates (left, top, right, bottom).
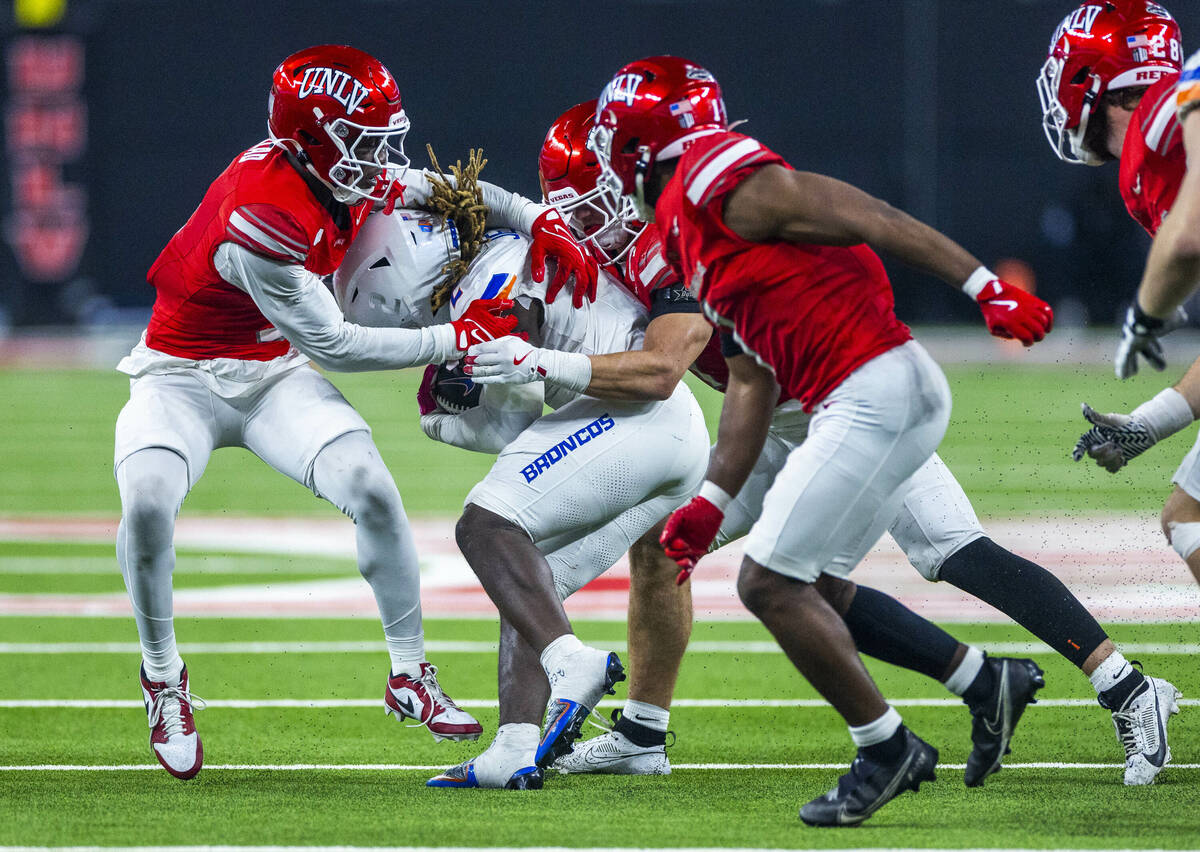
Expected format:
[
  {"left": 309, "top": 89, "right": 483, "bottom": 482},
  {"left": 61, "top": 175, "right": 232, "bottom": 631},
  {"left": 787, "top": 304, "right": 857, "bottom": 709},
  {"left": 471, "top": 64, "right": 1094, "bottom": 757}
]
[
  {"left": 799, "top": 729, "right": 938, "bottom": 827},
  {"left": 963, "top": 656, "right": 1045, "bottom": 787}
]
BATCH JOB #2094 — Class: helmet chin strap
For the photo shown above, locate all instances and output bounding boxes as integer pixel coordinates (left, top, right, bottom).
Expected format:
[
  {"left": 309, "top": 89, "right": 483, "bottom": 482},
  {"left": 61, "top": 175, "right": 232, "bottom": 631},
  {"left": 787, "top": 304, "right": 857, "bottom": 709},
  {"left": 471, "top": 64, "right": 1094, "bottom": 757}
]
[
  {"left": 1069, "top": 74, "right": 1107, "bottom": 167},
  {"left": 632, "top": 146, "right": 656, "bottom": 223}
]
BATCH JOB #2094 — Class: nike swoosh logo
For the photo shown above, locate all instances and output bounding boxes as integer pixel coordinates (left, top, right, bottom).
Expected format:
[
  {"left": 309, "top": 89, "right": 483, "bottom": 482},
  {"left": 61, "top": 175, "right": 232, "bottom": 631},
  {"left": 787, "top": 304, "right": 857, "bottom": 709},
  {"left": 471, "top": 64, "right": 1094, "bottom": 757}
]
[
  {"left": 1147, "top": 685, "right": 1168, "bottom": 767},
  {"left": 397, "top": 695, "right": 416, "bottom": 717},
  {"left": 514, "top": 353, "right": 530, "bottom": 366},
  {"left": 991, "top": 300, "right": 1018, "bottom": 311},
  {"left": 983, "top": 666, "right": 1010, "bottom": 736}
]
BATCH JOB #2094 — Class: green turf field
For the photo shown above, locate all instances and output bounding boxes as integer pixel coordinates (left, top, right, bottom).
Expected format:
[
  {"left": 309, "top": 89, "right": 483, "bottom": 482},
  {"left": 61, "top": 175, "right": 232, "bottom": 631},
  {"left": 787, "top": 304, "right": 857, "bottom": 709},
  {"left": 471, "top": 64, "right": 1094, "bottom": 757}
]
[
  {"left": 1, "top": 363, "right": 1197, "bottom": 848},
  {"left": 0, "top": 363, "right": 1186, "bottom": 518}
]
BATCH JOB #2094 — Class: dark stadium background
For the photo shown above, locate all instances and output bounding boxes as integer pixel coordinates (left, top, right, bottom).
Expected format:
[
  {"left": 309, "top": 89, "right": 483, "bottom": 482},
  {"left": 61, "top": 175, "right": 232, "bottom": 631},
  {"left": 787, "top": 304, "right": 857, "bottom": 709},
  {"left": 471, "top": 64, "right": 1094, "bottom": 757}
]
[{"left": 4, "top": 0, "right": 1200, "bottom": 330}]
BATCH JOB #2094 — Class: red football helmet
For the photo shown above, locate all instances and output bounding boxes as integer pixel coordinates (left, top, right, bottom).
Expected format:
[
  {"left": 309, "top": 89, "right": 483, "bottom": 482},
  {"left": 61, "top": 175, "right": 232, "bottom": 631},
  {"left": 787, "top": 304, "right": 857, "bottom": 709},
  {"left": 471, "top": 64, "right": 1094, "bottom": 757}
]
[
  {"left": 268, "top": 45, "right": 410, "bottom": 202},
  {"left": 1038, "top": 1, "right": 1182, "bottom": 165},
  {"left": 539, "top": 100, "right": 643, "bottom": 265},
  {"left": 589, "top": 56, "right": 728, "bottom": 220}
]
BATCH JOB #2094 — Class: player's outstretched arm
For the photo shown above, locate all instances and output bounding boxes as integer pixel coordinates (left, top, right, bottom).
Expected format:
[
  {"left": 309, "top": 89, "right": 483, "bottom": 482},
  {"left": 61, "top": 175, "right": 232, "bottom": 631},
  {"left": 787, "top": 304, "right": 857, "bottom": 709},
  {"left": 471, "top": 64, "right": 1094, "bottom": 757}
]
[
  {"left": 215, "top": 242, "right": 516, "bottom": 371},
  {"left": 1073, "top": 354, "right": 1200, "bottom": 472},
  {"left": 466, "top": 312, "right": 712, "bottom": 402},
  {"left": 721, "top": 166, "right": 1053, "bottom": 345},
  {"left": 661, "top": 352, "right": 777, "bottom": 583}
]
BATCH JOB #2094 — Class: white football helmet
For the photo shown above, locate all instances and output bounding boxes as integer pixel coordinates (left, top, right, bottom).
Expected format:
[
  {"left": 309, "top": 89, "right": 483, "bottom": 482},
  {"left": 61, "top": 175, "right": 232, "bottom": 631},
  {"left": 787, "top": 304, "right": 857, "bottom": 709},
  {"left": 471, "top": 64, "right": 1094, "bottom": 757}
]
[{"left": 333, "top": 209, "right": 459, "bottom": 328}]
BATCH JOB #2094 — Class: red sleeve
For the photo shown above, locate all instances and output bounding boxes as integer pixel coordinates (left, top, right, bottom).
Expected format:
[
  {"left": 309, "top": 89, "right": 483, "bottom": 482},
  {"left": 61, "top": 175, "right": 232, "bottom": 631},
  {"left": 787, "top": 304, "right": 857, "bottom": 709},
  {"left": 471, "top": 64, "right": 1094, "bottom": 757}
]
[
  {"left": 225, "top": 203, "right": 310, "bottom": 264},
  {"left": 679, "top": 135, "right": 785, "bottom": 212}
]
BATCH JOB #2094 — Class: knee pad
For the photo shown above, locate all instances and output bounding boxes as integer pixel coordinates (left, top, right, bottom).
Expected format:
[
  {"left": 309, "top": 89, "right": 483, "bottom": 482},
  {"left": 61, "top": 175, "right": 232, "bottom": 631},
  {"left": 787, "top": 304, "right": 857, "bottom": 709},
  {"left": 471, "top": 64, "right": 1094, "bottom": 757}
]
[{"left": 1167, "top": 521, "right": 1200, "bottom": 560}]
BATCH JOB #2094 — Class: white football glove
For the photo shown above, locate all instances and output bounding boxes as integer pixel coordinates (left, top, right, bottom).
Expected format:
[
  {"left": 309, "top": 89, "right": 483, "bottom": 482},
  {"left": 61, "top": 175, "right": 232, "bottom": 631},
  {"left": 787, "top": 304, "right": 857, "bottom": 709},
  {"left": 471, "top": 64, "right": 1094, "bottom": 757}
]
[
  {"left": 465, "top": 337, "right": 592, "bottom": 392},
  {"left": 465, "top": 337, "right": 545, "bottom": 385},
  {"left": 1114, "top": 304, "right": 1187, "bottom": 380}
]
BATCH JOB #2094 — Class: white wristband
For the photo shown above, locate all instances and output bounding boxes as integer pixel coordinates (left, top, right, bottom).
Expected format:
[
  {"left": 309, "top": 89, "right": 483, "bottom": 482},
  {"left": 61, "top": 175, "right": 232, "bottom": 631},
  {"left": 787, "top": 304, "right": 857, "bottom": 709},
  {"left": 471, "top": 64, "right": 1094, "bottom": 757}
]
[
  {"left": 1132, "top": 387, "right": 1195, "bottom": 442},
  {"left": 962, "top": 266, "right": 996, "bottom": 300},
  {"left": 429, "top": 323, "right": 458, "bottom": 363},
  {"left": 541, "top": 349, "right": 593, "bottom": 394},
  {"left": 698, "top": 480, "right": 734, "bottom": 513}
]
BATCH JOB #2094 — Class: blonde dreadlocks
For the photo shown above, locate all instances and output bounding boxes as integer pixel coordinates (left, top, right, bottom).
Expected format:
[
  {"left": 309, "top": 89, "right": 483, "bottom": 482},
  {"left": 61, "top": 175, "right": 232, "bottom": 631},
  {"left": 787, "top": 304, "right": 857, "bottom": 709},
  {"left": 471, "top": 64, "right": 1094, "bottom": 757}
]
[{"left": 424, "top": 144, "right": 489, "bottom": 314}]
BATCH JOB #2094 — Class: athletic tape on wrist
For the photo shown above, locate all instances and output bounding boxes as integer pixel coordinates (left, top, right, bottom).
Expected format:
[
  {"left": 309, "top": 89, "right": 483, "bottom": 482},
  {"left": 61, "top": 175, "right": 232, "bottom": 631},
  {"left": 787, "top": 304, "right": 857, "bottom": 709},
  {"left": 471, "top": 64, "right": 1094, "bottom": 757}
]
[
  {"left": 1131, "top": 387, "right": 1195, "bottom": 442},
  {"left": 962, "top": 266, "right": 996, "bottom": 300},
  {"left": 542, "top": 349, "right": 592, "bottom": 394},
  {"left": 698, "top": 480, "right": 734, "bottom": 513}
]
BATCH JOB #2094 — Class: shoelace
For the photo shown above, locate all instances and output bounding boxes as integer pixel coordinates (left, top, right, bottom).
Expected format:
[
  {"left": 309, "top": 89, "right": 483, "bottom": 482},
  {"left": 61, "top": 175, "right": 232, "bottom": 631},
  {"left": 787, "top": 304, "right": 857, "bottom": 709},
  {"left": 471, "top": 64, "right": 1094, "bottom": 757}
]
[
  {"left": 1111, "top": 711, "right": 1140, "bottom": 759},
  {"left": 400, "top": 665, "right": 457, "bottom": 730},
  {"left": 147, "top": 685, "right": 206, "bottom": 738}
]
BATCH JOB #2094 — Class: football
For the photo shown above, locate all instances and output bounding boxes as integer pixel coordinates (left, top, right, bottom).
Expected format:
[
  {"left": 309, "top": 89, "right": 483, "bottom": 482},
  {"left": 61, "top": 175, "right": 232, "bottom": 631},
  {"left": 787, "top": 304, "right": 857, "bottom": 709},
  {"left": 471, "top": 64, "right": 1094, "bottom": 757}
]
[{"left": 432, "top": 362, "right": 482, "bottom": 413}]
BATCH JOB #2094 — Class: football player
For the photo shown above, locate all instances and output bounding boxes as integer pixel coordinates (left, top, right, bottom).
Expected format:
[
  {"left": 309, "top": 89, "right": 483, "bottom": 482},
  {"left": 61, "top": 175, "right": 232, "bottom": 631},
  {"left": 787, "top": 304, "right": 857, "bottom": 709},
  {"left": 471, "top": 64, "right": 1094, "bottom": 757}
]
[
  {"left": 471, "top": 100, "right": 1173, "bottom": 788},
  {"left": 114, "top": 44, "right": 596, "bottom": 779},
  {"left": 1054, "top": 2, "right": 1200, "bottom": 587},
  {"left": 580, "top": 56, "right": 1055, "bottom": 826},
  {"left": 333, "top": 203, "right": 709, "bottom": 789}
]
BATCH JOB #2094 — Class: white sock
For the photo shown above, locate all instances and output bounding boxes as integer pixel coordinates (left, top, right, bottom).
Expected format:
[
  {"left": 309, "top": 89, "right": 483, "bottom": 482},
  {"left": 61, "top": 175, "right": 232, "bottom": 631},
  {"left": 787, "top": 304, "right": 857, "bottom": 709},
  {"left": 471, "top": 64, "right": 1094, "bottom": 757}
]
[
  {"left": 1089, "top": 651, "right": 1133, "bottom": 695},
  {"left": 539, "top": 633, "right": 585, "bottom": 681},
  {"left": 943, "top": 646, "right": 985, "bottom": 697},
  {"left": 622, "top": 699, "right": 669, "bottom": 733},
  {"left": 848, "top": 706, "right": 903, "bottom": 747},
  {"left": 140, "top": 633, "right": 184, "bottom": 683},
  {"left": 473, "top": 723, "right": 540, "bottom": 786},
  {"left": 385, "top": 632, "right": 425, "bottom": 677}
]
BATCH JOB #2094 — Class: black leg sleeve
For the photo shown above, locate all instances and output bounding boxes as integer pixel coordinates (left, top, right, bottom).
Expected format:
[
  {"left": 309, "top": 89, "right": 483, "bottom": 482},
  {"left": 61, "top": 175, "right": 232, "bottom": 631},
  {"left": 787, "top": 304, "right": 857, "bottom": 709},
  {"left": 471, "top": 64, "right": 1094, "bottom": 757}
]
[
  {"left": 939, "top": 537, "right": 1109, "bottom": 669},
  {"left": 842, "top": 585, "right": 962, "bottom": 682}
]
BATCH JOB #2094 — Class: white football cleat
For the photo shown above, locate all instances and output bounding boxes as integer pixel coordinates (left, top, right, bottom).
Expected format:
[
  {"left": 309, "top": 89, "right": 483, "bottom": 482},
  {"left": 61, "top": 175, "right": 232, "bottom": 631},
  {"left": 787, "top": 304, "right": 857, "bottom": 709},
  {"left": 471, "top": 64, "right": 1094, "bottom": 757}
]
[
  {"left": 553, "top": 728, "right": 670, "bottom": 775},
  {"left": 1109, "top": 675, "right": 1182, "bottom": 785},
  {"left": 385, "top": 662, "right": 483, "bottom": 742},
  {"left": 140, "top": 663, "right": 204, "bottom": 780},
  {"left": 537, "top": 646, "right": 625, "bottom": 768},
  {"left": 427, "top": 725, "right": 542, "bottom": 790}
]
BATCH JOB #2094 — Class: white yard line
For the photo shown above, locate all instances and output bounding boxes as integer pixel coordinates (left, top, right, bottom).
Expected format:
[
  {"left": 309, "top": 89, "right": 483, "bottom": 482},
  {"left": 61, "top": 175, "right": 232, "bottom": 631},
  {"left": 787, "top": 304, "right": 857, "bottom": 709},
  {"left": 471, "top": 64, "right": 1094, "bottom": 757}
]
[
  {"left": 1, "top": 762, "right": 1198, "bottom": 773},
  {"left": 2, "top": 849, "right": 1192, "bottom": 852},
  {"left": 0, "top": 640, "right": 1197, "bottom": 655},
  {"left": 0, "top": 697, "right": 1195, "bottom": 709}
]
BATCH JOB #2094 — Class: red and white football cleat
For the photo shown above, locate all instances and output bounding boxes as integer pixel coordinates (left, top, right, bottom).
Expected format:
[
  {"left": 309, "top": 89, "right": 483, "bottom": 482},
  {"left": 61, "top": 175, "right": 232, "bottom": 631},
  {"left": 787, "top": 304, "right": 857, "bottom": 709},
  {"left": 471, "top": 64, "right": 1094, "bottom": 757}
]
[
  {"left": 385, "top": 663, "right": 483, "bottom": 742},
  {"left": 140, "top": 663, "right": 205, "bottom": 780}
]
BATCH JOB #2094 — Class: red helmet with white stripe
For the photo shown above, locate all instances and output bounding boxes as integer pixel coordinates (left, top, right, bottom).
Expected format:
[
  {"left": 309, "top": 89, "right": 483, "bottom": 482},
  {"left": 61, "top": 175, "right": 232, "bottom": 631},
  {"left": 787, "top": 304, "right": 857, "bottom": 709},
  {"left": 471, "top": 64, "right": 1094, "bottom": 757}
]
[
  {"left": 590, "top": 56, "right": 727, "bottom": 219},
  {"left": 539, "top": 100, "right": 642, "bottom": 265},
  {"left": 1038, "top": 1, "right": 1182, "bottom": 165},
  {"left": 269, "top": 45, "right": 410, "bottom": 202}
]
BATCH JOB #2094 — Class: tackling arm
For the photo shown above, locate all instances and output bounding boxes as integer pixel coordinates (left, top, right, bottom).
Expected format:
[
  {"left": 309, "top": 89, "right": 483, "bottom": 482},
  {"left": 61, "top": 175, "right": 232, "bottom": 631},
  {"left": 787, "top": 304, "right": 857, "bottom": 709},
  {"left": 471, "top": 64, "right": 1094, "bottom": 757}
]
[
  {"left": 721, "top": 166, "right": 1052, "bottom": 345},
  {"left": 465, "top": 311, "right": 713, "bottom": 402},
  {"left": 660, "top": 352, "right": 778, "bottom": 582}
]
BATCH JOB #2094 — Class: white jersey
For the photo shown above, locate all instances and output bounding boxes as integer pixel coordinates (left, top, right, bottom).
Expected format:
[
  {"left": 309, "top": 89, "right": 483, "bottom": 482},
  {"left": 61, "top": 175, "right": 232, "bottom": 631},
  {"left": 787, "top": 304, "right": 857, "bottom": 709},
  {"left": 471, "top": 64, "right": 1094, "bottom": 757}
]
[{"left": 446, "top": 229, "right": 647, "bottom": 409}]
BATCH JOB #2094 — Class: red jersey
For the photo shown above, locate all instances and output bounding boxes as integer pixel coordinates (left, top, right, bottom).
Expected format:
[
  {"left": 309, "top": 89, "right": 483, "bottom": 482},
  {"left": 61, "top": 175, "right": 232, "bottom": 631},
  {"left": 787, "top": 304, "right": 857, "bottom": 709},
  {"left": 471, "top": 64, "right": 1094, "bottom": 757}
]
[
  {"left": 1119, "top": 73, "right": 1185, "bottom": 236},
  {"left": 621, "top": 222, "right": 730, "bottom": 391},
  {"left": 656, "top": 131, "right": 911, "bottom": 411},
  {"left": 145, "top": 140, "right": 370, "bottom": 360}
]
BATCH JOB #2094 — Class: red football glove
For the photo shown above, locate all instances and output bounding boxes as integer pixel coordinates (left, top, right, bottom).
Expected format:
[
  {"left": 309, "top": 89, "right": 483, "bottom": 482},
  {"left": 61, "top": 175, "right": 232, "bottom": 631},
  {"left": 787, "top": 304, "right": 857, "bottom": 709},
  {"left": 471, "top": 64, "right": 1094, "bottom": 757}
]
[
  {"left": 530, "top": 208, "right": 598, "bottom": 308},
  {"left": 417, "top": 364, "right": 440, "bottom": 416},
  {"left": 450, "top": 298, "right": 519, "bottom": 352},
  {"left": 974, "top": 278, "right": 1054, "bottom": 346},
  {"left": 660, "top": 496, "right": 725, "bottom": 586}
]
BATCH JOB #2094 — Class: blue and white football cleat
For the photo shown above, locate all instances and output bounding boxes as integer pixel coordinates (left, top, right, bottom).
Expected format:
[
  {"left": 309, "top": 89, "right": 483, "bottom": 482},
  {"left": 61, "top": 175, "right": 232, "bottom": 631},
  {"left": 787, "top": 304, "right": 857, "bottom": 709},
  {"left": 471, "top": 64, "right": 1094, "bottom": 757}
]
[
  {"left": 426, "top": 761, "right": 543, "bottom": 789},
  {"left": 536, "top": 648, "right": 625, "bottom": 769}
]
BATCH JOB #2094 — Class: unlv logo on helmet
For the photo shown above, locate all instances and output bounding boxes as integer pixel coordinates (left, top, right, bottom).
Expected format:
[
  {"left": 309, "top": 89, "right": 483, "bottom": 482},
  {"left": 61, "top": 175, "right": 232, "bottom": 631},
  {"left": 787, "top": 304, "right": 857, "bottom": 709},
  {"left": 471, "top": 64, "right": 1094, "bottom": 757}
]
[
  {"left": 296, "top": 66, "right": 370, "bottom": 115},
  {"left": 599, "top": 73, "right": 645, "bottom": 110},
  {"left": 1051, "top": 4, "right": 1103, "bottom": 47}
]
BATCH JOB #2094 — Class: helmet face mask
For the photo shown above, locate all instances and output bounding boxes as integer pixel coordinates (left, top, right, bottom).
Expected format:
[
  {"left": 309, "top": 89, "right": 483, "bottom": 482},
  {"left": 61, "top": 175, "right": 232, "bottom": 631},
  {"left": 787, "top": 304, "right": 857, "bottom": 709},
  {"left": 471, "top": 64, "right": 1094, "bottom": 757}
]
[
  {"left": 590, "top": 56, "right": 728, "bottom": 219},
  {"left": 268, "top": 45, "right": 411, "bottom": 203},
  {"left": 1037, "top": 1, "right": 1182, "bottom": 166},
  {"left": 540, "top": 100, "right": 644, "bottom": 265}
]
